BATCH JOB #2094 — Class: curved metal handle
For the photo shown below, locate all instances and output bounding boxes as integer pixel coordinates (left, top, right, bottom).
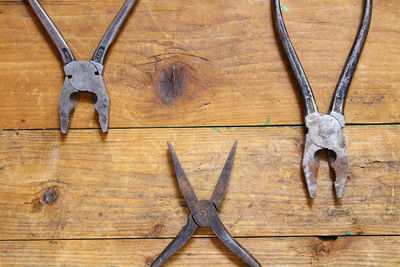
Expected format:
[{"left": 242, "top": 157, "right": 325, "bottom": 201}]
[
  {"left": 273, "top": 0, "right": 318, "bottom": 116},
  {"left": 27, "top": 0, "right": 75, "bottom": 65},
  {"left": 92, "top": 0, "right": 136, "bottom": 65},
  {"left": 330, "top": 0, "right": 373, "bottom": 114},
  {"left": 151, "top": 216, "right": 198, "bottom": 267},
  {"left": 211, "top": 215, "right": 262, "bottom": 267}
]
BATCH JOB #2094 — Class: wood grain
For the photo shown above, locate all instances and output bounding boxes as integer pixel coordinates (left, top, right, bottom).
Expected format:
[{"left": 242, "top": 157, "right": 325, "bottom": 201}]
[
  {"left": 0, "top": 0, "right": 399, "bottom": 130},
  {"left": 0, "top": 236, "right": 399, "bottom": 266},
  {"left": 1, "top": 1, "right": 399, "bottom": 265},
  {"left": 0, "top": 126, "right": 399, "bottom": 239}
]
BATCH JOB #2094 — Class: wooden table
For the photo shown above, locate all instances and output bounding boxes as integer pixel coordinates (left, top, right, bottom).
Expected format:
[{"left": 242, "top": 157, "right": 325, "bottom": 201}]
[{"left": 0, "top": 0, "right": 399, "bottom": 266}]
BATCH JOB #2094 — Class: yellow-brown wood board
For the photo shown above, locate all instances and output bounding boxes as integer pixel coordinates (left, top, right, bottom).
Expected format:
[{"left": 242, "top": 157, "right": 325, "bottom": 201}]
[{"left": 0, "top": 0, "right": 398, "bottom": 266}]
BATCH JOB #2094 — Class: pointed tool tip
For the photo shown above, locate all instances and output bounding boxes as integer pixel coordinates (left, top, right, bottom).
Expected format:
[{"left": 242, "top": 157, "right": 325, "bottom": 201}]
[
  {"left": 98, "top": 115, "right": 109, "bottom": 133},
  {"left": 60, "top": 118, "right": 69, "bottom": 134},
  {"left": 100, "top": 125, "right": 108, "bottom": 133},
  {"left": 60, "top": 123, "right": 68, "bottom": 134},
  {"left": 167, "top": 141, "right": 173, "bottom": 149},
  {"left": 307, "top": 183, "right": 317, "bottom": 199},
  {"left": 335, "top": 183, "right": 345, "bottom": 199},
  {"left": 167, "top": 142, "right": 176, "bottom": 155},
  {"left": 231, "top": 141, "right": 238, "bottom": 153}
]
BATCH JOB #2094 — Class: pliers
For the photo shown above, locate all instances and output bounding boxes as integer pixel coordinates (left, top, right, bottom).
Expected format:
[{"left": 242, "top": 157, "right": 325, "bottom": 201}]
[
  {"left": 152, "top": 142, "right": 261, "bottom": 267},
  {"left": 273, "top": 0, "right": 372, "bottom": 198},
  {"left": 27, "top": 0, "right": 136, "bottom": 133}
]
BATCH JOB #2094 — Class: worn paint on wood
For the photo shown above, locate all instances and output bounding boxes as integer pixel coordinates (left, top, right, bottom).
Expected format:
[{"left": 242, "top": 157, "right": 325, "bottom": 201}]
[{"left": 0, "top": 0, "right": 399, "bottom": 129}]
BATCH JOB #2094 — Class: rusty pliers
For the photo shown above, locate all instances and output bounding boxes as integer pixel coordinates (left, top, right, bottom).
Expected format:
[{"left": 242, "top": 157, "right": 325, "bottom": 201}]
[
  {"left": 27, "top": 0, "right": 136, "bottom": 133},
  {"left": 273, "top": 0, "right": 372, "bottom": 198},
  {"left": 152, "top": 142, "right": 261, "bottom": 267}
]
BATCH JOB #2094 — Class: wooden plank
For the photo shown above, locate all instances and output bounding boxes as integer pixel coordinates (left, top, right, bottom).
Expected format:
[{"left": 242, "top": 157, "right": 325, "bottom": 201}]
[
  {"left": 0, "top": 236, "right": 399, "bottom": 266},
  {"left": 0, "top": 0, "right": 398, "bottom": 129},
  {"left": 0, "top": 126, "right": 399, "bottom": 239}
]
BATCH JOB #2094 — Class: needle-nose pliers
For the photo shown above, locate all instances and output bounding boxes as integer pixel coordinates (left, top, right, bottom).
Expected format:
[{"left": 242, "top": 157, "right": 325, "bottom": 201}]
[{"left": 152, "top": 141, "right": 261, "bottom": 267}]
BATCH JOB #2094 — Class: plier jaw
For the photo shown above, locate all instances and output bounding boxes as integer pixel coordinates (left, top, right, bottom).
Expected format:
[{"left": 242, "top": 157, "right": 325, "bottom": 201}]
[
  {"left": 303, "top": 112, "right": 349, "bottom": 198},
  {"left": 59, "top": 61, "right": 109, "bottom": 134}
]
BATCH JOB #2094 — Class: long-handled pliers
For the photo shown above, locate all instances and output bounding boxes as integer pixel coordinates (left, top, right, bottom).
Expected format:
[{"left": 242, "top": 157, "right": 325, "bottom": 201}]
[
  {"left": 152, "top": 141, "right": 261, "bottom": 267},
  {"left": 27, "top": 0, "right": 136, "bottom": 133},
  {"left": 273, "top": 0, "right": 372, "bottom": 198}
]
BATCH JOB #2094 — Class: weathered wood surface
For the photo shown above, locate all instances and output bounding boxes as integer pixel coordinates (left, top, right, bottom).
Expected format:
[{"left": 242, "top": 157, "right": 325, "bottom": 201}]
[
  {"left": 1, "top": 0, "right": 399, "bottom": 265},
  {"left": 0, "top": 0, "right": 399, "bottom": 130},
  {"left": 0, "top": 127, "right": 399, "bottom": 239},
  {"left": 0, "top": 236, "right": 399, "bottom": 266}
]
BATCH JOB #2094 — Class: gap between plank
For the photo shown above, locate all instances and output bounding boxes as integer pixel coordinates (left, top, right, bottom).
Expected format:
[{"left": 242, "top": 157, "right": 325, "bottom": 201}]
[
  {"left": 1, "top": 122, "right": 399, "bottom": 132},
  {"left": 0, "top": 234, "right": 399, "bottom": 243}
]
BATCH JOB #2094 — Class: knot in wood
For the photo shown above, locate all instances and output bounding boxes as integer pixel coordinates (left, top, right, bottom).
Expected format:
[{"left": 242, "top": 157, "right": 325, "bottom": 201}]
[
  {"left": 42, "top": 187, "right": 58, "bottom": 205},
  {"left": 158, "top": 63, "right": 186, "bottom": 103}
]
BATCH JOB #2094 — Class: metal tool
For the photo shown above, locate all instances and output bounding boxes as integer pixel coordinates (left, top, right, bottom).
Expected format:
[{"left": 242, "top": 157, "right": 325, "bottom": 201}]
[
  {"left": 152, "top": 141, "right": 261, "bottom": 267},
  {"left": 27, "top": 0, "right": 136, "bottom": 133},
  {"left": 273, "top": 0, "right": 372, "bottom": 198}
]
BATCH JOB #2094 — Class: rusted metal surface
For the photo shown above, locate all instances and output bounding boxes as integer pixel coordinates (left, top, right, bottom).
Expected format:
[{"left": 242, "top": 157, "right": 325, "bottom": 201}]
[
  {"left": 273, "top": 0, "right": 373, "bottom": 198},
  {"left": 303, "top": 113, "right": 348, "bottom": 198},
  {"left": 152, "top": 141, "right": 261, "bottom": 267},
  {"left": 26, "top": 0, "right": 137, "bottom": 133}
]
